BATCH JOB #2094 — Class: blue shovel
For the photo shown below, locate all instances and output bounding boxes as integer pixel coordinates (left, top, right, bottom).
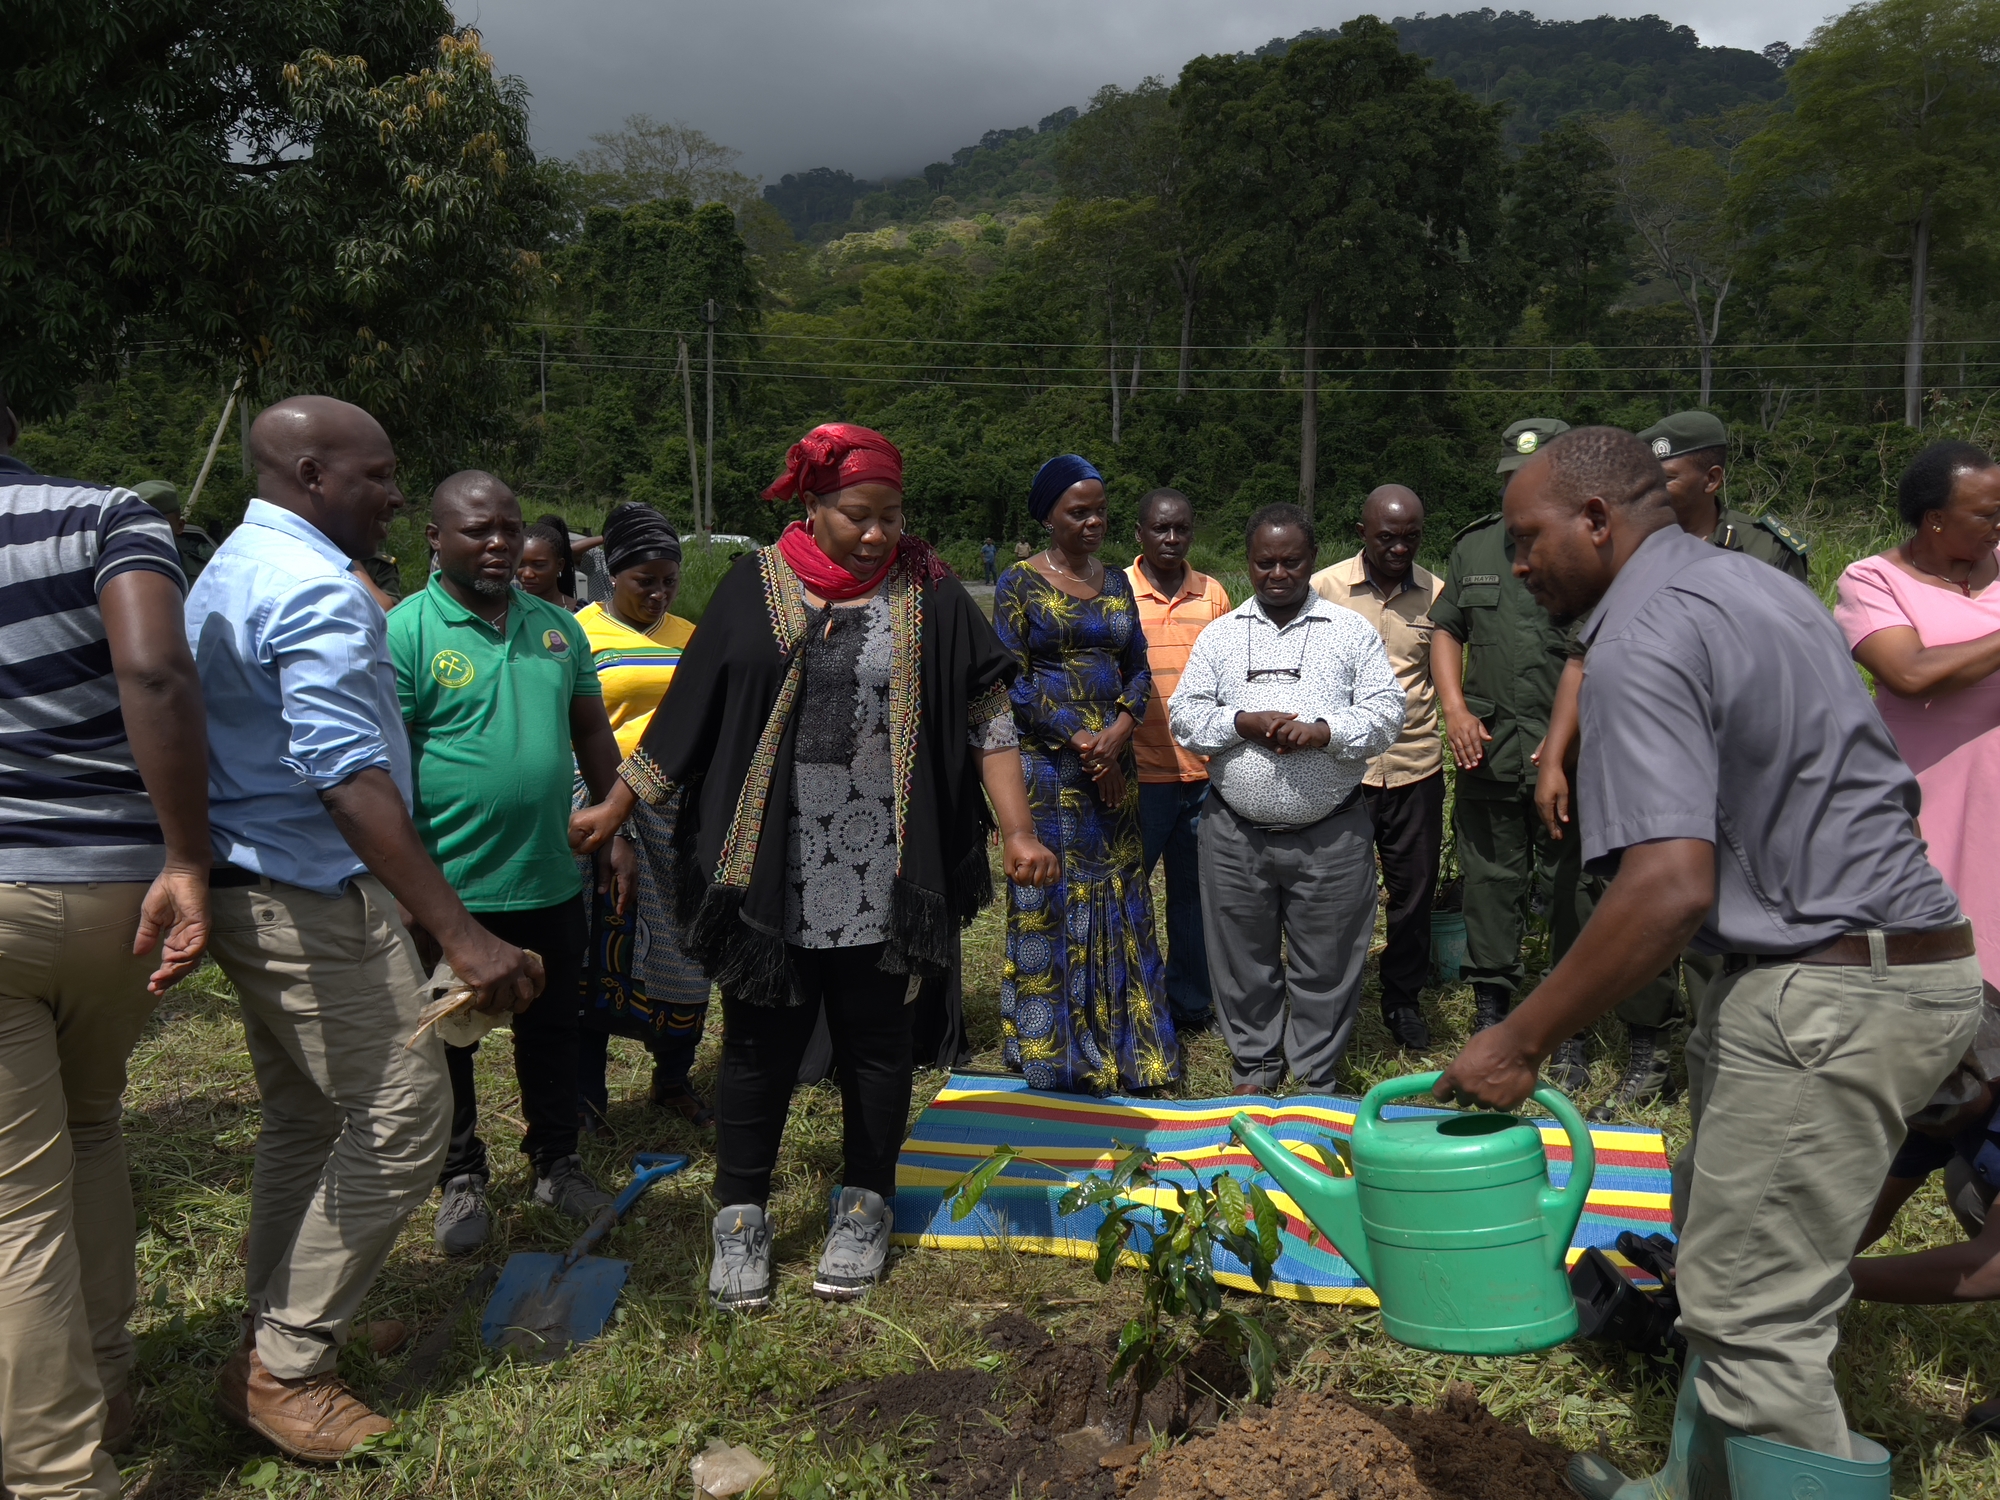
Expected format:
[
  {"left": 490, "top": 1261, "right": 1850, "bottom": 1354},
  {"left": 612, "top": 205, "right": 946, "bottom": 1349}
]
[{"left": 480, "top": 1151, "right": 689, "bottom": 1361}]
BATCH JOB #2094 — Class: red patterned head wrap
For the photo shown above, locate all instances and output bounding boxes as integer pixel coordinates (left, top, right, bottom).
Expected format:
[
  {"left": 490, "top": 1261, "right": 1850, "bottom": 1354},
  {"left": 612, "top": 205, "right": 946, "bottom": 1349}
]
[{"left": 762, "top": 422, "right": 903, "bottom": 503}]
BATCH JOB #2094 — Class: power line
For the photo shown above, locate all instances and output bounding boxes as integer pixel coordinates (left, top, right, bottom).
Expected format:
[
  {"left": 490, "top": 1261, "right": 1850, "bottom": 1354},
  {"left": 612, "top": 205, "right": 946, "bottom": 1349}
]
[{"left": 511, "top": 319, "right": 2000, "bottom": 355}]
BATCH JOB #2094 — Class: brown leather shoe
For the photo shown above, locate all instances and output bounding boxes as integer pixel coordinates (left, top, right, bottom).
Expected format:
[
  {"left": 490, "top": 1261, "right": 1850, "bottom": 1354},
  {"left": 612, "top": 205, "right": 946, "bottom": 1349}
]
[
  {"left": 220, "top": 1347, "right": 394, "bottom": 1462},
  {"left": 102, "top": 1389, "right": 136, "bottom": 1454},
  {"left": 353, "top": 1319, "right": 409, "bottom": 1359},
  {"left": 216, "top": 1344, "right": 253, "bottom": 1427}
]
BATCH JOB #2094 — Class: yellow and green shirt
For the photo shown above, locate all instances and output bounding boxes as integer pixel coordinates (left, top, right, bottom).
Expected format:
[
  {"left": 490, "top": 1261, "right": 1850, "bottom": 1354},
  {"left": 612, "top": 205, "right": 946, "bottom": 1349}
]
[
  {"left": 574, "top": 602, "right": 696, "bottom": 758},
  {"left": 389, "top": 578, "right": 601, "bottom": 911}
]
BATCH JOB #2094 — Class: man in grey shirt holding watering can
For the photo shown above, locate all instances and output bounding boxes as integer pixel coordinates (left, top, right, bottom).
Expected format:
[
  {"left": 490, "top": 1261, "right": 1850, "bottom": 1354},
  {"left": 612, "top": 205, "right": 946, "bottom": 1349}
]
[{"left": 1432, "top": 426, "right": 1978, "bottom": 1500}]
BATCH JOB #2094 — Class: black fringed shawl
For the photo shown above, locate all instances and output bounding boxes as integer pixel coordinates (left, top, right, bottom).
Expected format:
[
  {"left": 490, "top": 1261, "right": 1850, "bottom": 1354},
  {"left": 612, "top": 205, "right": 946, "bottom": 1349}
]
[{"left": 620, "top": 545, "right": 1015, "bottom": 1006}]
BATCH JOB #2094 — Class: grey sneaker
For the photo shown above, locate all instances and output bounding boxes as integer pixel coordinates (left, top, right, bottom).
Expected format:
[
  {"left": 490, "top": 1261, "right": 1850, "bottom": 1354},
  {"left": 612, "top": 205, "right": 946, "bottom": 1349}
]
[
  {"left": 532, "top": 1154, "right": 613, "bottom": 1222},
  {"left": 813, "top": 1186, "right": 890, "bottom": 1302},
  {"left": 710, "top": 1204, "right": 773, "bottom": 1310},
  {"left": 434, "top": 1174, "right": 489, "bottom": 1255}
]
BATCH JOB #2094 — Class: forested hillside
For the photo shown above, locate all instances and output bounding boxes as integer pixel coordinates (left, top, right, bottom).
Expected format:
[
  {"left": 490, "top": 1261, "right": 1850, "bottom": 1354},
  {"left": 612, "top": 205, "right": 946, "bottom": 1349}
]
[{"left": 12, "top": 3, "right": 1999, "bottom": 596}]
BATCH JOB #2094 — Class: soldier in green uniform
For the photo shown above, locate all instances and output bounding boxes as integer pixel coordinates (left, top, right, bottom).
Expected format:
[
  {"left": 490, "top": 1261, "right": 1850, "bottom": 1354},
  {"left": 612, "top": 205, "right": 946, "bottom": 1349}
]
[
  {"left": 1432, "top": 418, "right": 1597, "bottom": 1088},
  {"left": 1644, "top": 409, "right": 1810, "bottom": 585},
  {"left": 1539, "top": 409, "right": 1812, "bottom": 1117},
  {"left": 131, "top": 479, "right": 217, "bottom": 582}
]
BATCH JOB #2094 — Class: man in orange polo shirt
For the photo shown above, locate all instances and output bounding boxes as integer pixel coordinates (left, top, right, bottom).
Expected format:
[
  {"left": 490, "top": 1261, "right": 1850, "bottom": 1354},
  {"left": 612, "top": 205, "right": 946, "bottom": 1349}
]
[{"left": 1126, "top": 488, "right": 1232, "bottom": 1033}]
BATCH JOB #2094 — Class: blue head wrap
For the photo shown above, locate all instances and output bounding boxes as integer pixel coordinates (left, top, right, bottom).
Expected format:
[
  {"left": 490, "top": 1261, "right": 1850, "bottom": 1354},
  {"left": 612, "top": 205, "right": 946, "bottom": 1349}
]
[{"left": 1028, "top": 454, "right": 1103, "bottom": 524}]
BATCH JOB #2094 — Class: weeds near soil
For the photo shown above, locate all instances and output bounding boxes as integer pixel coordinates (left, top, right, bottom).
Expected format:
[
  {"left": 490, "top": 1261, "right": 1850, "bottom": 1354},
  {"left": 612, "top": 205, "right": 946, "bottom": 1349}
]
[{"left": 948, "top": 1142, "right": 1283, "bottom": 1444}]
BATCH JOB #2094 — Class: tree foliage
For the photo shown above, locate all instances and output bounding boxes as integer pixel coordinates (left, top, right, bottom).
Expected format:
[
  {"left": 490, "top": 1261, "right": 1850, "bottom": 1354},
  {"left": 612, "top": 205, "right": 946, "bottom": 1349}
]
[
  {"left": 3, "top": 2, "right": 562, "bottom": 467},
  {"left": 1182, "top": 21, "right": 1508, "bottom": 514},
  {"left": 1735, "top": 0, "right": 2000, "bottom": 425},
  {"left": 573, "top": 113, "right": 761, "bottom": 215}
]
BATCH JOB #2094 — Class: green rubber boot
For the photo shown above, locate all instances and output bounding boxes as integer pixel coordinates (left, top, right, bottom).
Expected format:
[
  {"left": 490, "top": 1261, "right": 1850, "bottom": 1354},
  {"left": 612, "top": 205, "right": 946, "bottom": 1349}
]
[
  {"left": 1568, "top": 1357, "right": 1703, "bottom": 1499},
  {"left": 1726, "top": 1432, "right": 1892, "bottom": 1500}
]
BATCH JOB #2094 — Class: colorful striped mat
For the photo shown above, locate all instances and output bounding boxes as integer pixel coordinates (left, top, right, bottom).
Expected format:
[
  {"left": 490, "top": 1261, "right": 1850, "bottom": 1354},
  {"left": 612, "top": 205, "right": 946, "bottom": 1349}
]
[{"left": 893, "top": 1072, "right": 1675, "bottom": 1306}]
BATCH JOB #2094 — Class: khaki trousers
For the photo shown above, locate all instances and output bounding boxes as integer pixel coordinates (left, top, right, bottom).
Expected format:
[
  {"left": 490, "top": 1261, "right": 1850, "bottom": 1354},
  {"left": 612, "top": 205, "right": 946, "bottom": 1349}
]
[
  {"left": 207, "top": 875, "right": 447, "bottom": 1381},
  {"left": 1672, "top": 949, "right": 1983, "bottom": 1454},
  {"left": 0, "top": 881, "right": 162, "bottom": 1500}
]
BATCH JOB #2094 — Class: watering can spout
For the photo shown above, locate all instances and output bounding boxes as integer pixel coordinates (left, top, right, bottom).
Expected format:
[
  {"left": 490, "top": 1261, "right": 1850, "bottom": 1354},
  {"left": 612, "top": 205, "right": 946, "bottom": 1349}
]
[{"left": 1229, "top": 1112, "right": 1371, "bottom": 1285}]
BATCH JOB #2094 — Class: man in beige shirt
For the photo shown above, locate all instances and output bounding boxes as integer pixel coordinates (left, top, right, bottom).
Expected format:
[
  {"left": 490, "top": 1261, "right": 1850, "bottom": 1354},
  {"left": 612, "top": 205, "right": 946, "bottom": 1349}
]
[{"left": 1312, "top": 485, "right": 1445, "bottom": 1050}]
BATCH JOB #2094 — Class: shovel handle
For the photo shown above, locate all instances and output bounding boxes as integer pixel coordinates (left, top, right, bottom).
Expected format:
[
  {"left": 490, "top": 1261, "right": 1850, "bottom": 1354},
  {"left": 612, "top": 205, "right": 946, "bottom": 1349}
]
[
  {"left": 563, "top": 1153, "right": 691, "bottom": 1267},
  {"left": 613, "top": 1152, "right": 690, "bottom": 1217}
]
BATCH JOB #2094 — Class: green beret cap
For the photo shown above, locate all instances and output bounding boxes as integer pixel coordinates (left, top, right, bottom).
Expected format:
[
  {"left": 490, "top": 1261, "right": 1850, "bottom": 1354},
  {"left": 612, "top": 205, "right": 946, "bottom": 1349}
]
[
  {"left": 1497, "top": 417, "right": 1570, "bottom": 474},
  {"left": 131, "top": 479, "right": 180, "bottom": 510},
  {"left": 1637, "top": 411, "right": 1728, "bottom": 460}
]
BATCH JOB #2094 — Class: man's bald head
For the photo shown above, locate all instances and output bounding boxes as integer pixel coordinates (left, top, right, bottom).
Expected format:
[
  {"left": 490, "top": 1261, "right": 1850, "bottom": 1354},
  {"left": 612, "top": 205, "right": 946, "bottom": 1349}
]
[
  {"left": 249, "top": 394, "right": 404, "bottom": 560},
  {"left": 432, "top": 469, "right": 517, "bottom": 525},
  {"left": 1503, "top": 426, "right": 1675, "bottom": 624},
  {"left": 1358, "top": 484, "right": 1425, "bottom": 584},
  {"left": 1361, "top": 485, "right": 1424, "bottom": 528}
]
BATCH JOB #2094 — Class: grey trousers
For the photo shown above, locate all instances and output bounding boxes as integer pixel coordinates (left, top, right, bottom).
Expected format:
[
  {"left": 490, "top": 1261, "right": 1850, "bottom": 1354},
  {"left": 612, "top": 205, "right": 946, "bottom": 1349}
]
[
  {"left": 208, "top": 875, "right": 449, "bottom": 1380},
  {"left": 1198, "top": 797, "right": 1376, "bottom": 1092},
  {"left": 1672, "top": 949, "right": 1982, "bottom": 1455}
]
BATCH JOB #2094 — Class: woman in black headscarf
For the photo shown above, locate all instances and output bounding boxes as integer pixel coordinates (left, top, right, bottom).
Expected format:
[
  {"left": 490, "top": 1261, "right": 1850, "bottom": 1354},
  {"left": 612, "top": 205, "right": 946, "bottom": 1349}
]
[{"left": 572, "top": 504, "right": 714, "bottom": 1128}]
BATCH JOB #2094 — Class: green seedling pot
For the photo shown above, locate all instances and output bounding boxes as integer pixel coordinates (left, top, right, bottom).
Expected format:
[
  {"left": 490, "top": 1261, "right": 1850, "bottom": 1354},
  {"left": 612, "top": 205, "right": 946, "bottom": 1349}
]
[{"left": 1231, "top": 1071, "right": 1596, "bottom": 1354}]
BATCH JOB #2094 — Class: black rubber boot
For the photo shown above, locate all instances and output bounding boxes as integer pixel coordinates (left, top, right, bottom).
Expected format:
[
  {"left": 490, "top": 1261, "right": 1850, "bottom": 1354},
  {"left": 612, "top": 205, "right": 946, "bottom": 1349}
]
[
  {"left": 1471, "top": 983, "right": 1510, "bottom": 1033},
  {"left": 1588, "top": 1024, "right": 1677, "bottom": 1122},
  {"left": 1548, "top": 1035, "right": 1590, "bottom": 1095}
]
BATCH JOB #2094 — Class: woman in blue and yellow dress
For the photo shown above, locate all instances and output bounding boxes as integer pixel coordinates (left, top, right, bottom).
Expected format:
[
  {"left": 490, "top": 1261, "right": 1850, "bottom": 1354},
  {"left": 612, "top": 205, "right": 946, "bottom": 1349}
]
[
  {"left": 567, "top": 504, "right": 713, "bottom": 1126},
  {"left": 995, "top": 455, "right": 1179, "bottom": 1095}
]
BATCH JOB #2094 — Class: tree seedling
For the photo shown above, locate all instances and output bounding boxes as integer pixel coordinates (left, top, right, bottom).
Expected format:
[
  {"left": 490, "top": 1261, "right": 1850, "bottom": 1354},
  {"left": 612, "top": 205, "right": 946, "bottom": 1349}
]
[{"left": 947, "top": 1141, "right": 1283, "bottom": 1445}]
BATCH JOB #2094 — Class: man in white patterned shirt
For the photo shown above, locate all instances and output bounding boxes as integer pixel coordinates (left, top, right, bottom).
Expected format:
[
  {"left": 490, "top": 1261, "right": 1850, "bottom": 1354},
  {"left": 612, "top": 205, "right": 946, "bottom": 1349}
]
[{"left": 1170, "top": 503, "right": 1405, "bottom": 1092}]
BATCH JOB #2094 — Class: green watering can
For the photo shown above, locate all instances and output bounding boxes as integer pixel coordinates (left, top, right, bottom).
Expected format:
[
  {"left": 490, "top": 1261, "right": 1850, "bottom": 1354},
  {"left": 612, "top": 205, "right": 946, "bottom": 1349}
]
[{"left": 1229, "top": 1071, "right": 1596, "bottom": 1355}]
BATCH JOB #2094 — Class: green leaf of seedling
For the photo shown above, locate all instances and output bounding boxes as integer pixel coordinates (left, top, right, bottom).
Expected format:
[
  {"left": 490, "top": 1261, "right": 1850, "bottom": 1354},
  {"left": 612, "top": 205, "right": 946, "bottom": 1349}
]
[
  {"left": 1107, "top": 1144, "right": 1155, "bottom": 1192},
  {"left": 1108, "top": 1318, "right": 1151, "bottom": 1388},
  {"left": 1250, "top": 1183, "right": 1283, "bottom": 1285},
  {"left": 1303, "top": 1136, "right": 1352, "bottom": 1178},
  {"left": 240, "top": 1458, "right": 281, "bottom": 1492},
  {"left": 947, "top": 1144, "right": 1021, "bottom": 1221},
  {"left": 1212, "top": 1171, "right": 1247, "bottom": 1229},
  {"left": 1221, "top": 1310, "right": 1277, "bottom": 1403},
  {"left": 1094, "top": 1206, "right": 1136, "bottom": 1283}
]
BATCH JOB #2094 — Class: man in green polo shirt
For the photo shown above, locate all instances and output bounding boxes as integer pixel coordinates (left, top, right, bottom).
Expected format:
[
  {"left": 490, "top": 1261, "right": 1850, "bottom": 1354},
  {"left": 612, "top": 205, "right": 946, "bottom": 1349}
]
[{"left": 389, "top": 470, "right": 635, "bottom": 1254}]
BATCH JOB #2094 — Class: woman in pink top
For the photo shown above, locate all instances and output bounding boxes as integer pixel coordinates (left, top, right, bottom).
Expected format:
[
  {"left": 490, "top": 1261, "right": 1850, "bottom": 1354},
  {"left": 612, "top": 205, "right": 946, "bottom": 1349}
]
[{"left": 1836, "top": 441, "right": 2000, "bottom": 995}]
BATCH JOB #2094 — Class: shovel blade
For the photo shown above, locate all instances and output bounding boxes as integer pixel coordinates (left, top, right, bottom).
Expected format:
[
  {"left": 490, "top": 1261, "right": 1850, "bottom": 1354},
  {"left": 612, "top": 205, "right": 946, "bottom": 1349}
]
[{"left": 480, "top": 1251, "right": 632, "bottom": 1362}]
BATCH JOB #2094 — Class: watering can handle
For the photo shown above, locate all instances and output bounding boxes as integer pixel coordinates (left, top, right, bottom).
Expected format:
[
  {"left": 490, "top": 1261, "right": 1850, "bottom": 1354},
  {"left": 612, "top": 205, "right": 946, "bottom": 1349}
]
[
  {"left": 1355, "top": 1073, "right": 1596, "bottom": 1272},
  {"left": 1528, "top": 1087, "right": 1596, "bottom": 1270}
]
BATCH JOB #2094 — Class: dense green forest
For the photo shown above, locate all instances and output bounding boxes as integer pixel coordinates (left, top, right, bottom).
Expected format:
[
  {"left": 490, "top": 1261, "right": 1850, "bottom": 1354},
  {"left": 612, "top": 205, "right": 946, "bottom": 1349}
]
[{"left": 11, "top": 2, "right": 2000, "bottom": 596}]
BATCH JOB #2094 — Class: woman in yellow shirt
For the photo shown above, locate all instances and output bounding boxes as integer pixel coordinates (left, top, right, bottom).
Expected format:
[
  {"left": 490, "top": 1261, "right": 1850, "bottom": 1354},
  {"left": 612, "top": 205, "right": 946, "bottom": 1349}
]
[{"left": 572, "top": 504, "right": 711, "bottom": 1126}]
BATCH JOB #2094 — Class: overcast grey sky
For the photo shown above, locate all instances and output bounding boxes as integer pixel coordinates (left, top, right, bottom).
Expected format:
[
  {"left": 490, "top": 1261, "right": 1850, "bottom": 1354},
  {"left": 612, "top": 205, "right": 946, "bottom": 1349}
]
[{"left": 455, "top": 1, "right": 1839, "bottom": 183}]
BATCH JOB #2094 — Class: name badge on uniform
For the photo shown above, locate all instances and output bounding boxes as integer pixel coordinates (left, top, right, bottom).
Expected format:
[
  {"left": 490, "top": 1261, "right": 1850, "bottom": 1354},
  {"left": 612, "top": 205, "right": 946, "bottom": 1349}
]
[{"left": 1460, "top": 575, "right": 1501, "bottom": 586}]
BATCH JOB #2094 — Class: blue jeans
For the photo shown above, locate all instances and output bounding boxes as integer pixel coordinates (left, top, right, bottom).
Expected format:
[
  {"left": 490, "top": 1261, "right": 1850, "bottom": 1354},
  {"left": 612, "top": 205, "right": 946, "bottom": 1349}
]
[{"left": 1139, "top": 780, "right": 1213, "bottom": 1023}]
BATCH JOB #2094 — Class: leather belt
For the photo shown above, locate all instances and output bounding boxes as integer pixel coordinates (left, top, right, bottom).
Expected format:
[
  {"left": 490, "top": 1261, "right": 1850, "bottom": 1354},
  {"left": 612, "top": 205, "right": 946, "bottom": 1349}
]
[
  {"left": 209, "top": 864, "right": 262, "bottom": 888},
  {"left": 1720, "top": 922, "right": 1975, "bottom": 975}
]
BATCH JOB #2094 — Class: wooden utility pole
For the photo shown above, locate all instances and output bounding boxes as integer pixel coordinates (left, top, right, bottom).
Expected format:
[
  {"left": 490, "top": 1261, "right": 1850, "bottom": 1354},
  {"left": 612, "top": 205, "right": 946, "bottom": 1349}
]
[
  {"left": 188, "top": 373, "right": 245, "bottom": 511},
  {"left": 539, "top": 328, "right": 548, "bottom": 416},
  {"left": 703, "top": 299, "right": 718, "bottom": 532},
  {"left": 679, "top": 338, "right": 703, "bottom": 539}
]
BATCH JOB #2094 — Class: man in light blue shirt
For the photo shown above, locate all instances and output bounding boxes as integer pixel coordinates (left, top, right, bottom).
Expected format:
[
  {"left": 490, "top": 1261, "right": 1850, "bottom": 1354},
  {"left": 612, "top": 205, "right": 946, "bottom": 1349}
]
[
  {"left": 185, "top": 396, "right": 543, "bottom": 1463},
  {"left": 188, "top": 497, "right": 411, "bottom": 891}
]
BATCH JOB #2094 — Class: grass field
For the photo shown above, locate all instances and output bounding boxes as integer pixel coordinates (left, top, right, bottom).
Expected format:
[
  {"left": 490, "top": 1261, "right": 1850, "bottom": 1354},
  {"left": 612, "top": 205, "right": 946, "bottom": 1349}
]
[{"left": 110, "top": 840, "right": 2000, "bottom": 1499}]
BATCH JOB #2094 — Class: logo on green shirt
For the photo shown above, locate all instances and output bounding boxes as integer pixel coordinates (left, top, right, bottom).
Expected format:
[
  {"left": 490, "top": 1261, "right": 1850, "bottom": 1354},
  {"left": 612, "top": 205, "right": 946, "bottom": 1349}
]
[
  {"left": 431, "top": 649, "right": 475, "bottom": 689},
  {"left": 543, "top": 628, "right": 570, "bottom": 655}
]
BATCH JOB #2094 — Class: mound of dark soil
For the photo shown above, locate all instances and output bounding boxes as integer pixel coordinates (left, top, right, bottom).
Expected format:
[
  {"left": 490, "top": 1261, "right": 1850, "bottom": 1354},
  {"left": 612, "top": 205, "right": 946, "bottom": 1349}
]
[
  {"left": 1128, "top": 1384, "right": 1573, "bottom": 1500},
  {"left": 817, "top": 1316, "right": 1574, "bottom": 1500}
]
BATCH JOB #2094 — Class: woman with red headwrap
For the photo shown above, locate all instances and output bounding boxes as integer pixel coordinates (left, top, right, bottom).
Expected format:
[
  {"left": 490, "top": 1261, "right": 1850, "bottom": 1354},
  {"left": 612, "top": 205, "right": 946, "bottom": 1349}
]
[{"left": 571, "top": 422, "right": 1057, "bottom": 1312}]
